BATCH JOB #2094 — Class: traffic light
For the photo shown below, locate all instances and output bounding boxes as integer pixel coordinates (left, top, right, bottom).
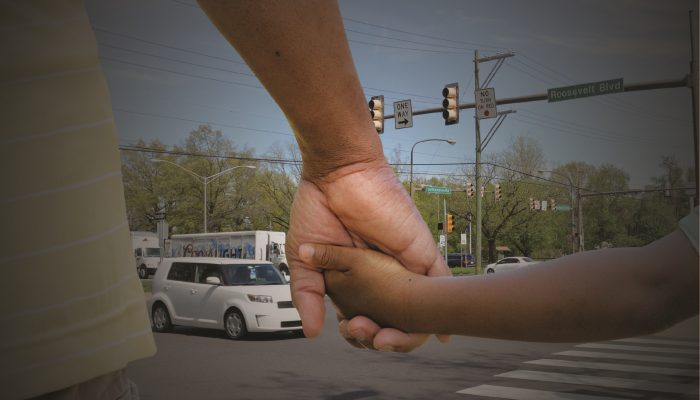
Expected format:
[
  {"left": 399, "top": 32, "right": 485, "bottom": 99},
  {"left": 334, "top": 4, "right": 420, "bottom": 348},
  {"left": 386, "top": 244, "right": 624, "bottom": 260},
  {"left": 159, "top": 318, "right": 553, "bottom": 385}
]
[
  {"left": 442, "top": 83, "right": 459, "bottom": 125},
  {"left": 369, "top": 95, "right": 384, "bottom": 134},
  {"left": 550, "top": 198, "right": 556, "bottom": 211},
  {"left": 446, "top": 214, "right": 454, "bottom": 233},
  {"left": 480, "top": 186, "right": 485, "bottom": 198},
  {"left": 466, "top": 182, "right": 474, "bottom": 197},
  {"left": 494, "top": 183, "right": 502, "bottom": 201},
  {"left": 529, "top": 198, "right": 535, "bottom": 210}
]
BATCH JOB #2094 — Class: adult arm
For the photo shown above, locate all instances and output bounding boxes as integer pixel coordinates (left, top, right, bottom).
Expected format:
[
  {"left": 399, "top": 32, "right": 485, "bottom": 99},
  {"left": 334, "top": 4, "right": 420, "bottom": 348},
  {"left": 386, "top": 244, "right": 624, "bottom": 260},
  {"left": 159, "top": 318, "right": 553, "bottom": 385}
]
[{"left": 198, "top": 0, "right": 450, "bottom": 350}]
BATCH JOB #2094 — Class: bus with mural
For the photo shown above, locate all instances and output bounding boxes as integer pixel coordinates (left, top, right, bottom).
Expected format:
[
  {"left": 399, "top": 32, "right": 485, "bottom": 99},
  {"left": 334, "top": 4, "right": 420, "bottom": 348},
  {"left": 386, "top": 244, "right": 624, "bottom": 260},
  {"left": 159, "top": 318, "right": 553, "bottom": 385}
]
[{"left": 167, "top": 231, "right": 290, "bottom": 279}]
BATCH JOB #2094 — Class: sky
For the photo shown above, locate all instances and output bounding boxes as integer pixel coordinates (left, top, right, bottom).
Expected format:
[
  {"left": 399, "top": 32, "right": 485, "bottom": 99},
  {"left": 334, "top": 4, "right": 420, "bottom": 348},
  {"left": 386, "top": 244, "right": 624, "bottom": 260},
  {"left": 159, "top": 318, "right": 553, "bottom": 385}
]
[{"left": 86, "top": 0, "right": 698, "bottom": 188}]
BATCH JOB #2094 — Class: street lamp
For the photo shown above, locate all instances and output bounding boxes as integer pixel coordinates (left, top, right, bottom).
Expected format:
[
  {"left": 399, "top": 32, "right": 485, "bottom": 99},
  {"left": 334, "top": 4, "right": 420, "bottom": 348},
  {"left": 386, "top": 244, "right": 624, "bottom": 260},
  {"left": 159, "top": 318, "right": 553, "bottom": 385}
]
[
  {"left": 410, "top": 138, "right": 456, "bottom": 199},
  {"left": 150, "top": 159, "right": 256, "bottom": 233},
  {"left": 539, "top": 169, "right": 576, "bottom": 253}
]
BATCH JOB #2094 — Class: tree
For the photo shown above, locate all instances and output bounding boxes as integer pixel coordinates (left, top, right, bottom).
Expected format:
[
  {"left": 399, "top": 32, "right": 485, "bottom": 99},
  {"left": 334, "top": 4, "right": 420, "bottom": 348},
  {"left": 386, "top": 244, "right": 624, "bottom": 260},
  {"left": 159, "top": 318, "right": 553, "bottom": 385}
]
[
  {"left": 121, "top": 140, "right": 168, "bottom": 232},
  {"left": 252, "top": 143, "right": 301, "bottom": 231},
  {"left": 480, "top": 137, "right": 549, "bottom": 261}
]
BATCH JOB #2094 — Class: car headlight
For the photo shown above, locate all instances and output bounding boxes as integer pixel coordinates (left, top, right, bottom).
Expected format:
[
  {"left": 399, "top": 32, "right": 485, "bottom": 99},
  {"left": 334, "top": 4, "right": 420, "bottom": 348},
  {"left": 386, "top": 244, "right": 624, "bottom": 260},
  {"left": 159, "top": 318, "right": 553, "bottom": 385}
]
[{"left": 247, "top": 294, "right": 273, "bottom": 303}]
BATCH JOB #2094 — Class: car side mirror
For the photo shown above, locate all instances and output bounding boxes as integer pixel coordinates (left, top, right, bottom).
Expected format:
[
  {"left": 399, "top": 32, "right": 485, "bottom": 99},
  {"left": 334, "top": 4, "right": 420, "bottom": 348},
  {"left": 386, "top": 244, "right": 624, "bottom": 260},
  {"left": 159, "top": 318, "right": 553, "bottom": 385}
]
[{"left": 206, "top": 276, "right": 222, "bottom": 285}]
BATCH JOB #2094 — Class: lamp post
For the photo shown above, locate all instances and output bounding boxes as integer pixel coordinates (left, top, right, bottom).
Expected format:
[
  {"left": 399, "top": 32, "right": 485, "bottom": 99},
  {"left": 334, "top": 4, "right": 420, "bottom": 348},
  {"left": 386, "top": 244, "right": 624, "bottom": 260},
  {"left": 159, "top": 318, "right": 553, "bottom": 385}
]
[
  {"left": 539, "top": 169, "right": 576, "bottom": 253},
  {"left": 409, "top": 138, "right": 456, "bottom": 199},
  {"left": 150, "top": 159, "right": 256, "bottom": 233}
]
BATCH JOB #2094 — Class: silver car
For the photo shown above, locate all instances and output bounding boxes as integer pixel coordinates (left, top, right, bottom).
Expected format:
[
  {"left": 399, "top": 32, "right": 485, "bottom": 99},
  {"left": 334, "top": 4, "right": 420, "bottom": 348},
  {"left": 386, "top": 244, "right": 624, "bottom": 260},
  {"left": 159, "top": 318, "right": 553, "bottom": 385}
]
[{"left": 485, "top": 256, "right": 537, "bottom": 274}]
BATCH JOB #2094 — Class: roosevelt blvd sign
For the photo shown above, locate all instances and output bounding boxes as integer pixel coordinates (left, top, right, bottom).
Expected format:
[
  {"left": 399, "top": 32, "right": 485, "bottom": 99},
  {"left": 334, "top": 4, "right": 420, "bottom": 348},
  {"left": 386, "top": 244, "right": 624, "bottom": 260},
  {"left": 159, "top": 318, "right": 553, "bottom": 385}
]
[
  {"left": 548, "top": 78, "right": 623, "bottom": 102},
  {"left": 423, "top": 186, "right": 451, "bottom": 194}
]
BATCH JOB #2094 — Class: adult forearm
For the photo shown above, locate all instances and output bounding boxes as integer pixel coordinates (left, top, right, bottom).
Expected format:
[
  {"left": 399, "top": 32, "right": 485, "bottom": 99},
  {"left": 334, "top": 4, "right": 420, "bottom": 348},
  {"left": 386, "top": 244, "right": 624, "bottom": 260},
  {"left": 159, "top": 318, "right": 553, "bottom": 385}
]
[{"left": 198, "top": 0, "right": 384, "bottom": 180}]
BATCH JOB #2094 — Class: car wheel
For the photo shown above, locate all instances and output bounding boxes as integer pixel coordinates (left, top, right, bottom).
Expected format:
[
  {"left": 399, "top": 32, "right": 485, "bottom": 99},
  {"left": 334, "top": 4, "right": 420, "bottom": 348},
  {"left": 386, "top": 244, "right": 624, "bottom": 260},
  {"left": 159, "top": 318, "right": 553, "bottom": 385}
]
[
  {"left": 486, "top": 268, "right": 495, "bottom": 274},
  {"left": 152, "top": 303, "right": 172, "bottom": 332},
  {"left": 224, "top": 309, "right": 247, "bottom": 340},
  {"left": 138, "top": 265, "right": 148, "bottom": 279}
]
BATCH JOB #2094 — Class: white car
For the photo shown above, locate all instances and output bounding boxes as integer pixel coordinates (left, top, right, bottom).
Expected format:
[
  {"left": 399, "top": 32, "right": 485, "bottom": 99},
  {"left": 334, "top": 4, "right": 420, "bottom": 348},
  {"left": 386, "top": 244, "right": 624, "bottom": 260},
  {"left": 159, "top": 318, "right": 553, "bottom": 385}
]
[
  {"left": 485, "top": 256, "right": 537, "bottom": 274},
  {"left": 149, "top": 257, "right": 302, "bottom": 339}
]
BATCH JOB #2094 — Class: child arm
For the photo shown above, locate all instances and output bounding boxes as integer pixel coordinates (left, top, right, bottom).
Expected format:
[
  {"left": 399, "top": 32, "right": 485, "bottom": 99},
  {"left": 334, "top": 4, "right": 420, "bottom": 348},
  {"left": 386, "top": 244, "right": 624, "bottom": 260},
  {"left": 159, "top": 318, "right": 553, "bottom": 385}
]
[{"left": 300, "top": 228, "right": 698, "bottom": 343}]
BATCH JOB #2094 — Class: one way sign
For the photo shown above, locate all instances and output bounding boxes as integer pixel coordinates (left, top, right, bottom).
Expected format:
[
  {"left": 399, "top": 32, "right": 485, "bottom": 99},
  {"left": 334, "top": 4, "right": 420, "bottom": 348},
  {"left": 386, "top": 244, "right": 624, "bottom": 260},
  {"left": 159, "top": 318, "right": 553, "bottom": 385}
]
[{"left": 393, "top": 100, "right": 413, "bottom": 129}]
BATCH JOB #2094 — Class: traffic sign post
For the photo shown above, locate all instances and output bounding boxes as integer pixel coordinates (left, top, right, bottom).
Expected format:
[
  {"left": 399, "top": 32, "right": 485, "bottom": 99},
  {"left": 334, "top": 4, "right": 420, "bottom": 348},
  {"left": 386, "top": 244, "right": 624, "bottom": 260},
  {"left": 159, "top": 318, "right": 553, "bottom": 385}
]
[{"left": 393, "top": 99, "right": 413, "bottom": 129}]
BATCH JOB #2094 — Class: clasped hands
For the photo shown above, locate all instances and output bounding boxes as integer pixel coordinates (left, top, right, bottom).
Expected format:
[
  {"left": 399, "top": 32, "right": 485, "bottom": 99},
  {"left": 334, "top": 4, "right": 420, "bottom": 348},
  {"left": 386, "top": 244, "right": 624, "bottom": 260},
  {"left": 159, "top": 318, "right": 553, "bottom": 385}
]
[{"left": 287, "top": 161, "right": 450, "bottom": 352}]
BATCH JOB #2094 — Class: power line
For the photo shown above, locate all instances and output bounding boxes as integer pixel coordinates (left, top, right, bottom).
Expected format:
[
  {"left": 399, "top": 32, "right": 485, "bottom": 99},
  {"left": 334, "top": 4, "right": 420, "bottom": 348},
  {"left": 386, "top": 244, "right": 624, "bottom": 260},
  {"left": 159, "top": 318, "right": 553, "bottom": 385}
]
[
  {"left": 100, "top": 56, "right": 264, "bottom": 90},
  {"left": 347, "top": 38, "right": 467, "bottom": 55},
  {"left": 114, "top": 108, "right": 293, "bottom": 137},
  {"left": 342, "top": 17, "right": 505, "bottom": 51},
  {"left": 94, "top": 27, "right": 248, "bottom": 65},
  {"left": 345, "top": 28, "right": 474, "bottom": 52},
  {"left": 99, "top": 43, "right": 256, "bottom": 77}
]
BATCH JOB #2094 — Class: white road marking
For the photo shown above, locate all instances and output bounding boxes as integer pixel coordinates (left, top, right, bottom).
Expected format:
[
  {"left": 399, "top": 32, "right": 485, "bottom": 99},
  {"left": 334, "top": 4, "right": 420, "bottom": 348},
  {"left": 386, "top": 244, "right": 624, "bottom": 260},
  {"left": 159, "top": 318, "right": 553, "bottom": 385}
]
[
  {"left": 457, "top": 384, "right": 625, "bottom": 399},
  {"left": 613, "top": 337, "right": 698, "bottom": 348},
  {"left": 555, "top": 350, "right": 698, "bottom": 365},
  {"left": 576, "top": 343, "right": 698, "bottom": 355},
  {"left": 525, "top": 358, "right": 698, "bottom": 377},
  {"left": 496, "top": 370, "right": 698, "bottom": 394}
]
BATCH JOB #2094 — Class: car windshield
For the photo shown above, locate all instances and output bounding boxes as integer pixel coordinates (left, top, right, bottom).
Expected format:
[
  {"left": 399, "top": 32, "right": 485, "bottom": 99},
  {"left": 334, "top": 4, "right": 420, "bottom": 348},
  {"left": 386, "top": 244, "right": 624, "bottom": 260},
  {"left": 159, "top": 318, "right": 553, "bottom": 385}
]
[
  {"left": 223, "top": 264, "right": 285, "bottom": 286},
  {"left": 145, "top": 248, "right": 160, "bottom": 257}
]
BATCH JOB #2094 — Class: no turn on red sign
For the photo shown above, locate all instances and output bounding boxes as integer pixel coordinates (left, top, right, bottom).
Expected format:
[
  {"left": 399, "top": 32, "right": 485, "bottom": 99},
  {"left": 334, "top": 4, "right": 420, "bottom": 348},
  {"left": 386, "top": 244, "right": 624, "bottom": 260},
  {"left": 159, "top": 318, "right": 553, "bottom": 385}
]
[{"left": 475, "top": 88, "right": 497, "bottom": 119}]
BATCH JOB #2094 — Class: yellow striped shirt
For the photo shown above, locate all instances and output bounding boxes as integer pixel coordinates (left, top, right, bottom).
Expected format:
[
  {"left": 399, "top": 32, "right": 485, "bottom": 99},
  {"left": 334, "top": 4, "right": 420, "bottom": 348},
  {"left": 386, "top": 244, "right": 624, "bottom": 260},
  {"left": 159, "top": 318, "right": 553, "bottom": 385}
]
[{"left": 1, "top": 1, "right": 156, "bottom": 398}]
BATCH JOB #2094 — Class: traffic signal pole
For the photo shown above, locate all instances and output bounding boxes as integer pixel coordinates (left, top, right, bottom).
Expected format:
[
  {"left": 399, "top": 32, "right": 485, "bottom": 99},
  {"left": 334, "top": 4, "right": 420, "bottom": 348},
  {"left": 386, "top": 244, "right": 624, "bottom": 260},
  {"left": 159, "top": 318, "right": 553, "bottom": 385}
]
[
  {"left": 473, "top": 50, "right": 483, "bottom": 273},
  {"left": 377, "top": 75, "right": 689, "bottom": 269}
]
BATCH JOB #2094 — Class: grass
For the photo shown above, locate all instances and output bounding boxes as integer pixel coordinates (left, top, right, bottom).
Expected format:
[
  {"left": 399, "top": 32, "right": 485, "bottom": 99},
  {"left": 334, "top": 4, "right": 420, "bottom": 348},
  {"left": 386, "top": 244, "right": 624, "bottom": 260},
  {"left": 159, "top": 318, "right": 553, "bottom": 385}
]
[
  {"left": 141, "top": 279, "right": 152, "bottom": 293},
  {"left": 450, "top": 267, "right": 478, "bottom": 276}
]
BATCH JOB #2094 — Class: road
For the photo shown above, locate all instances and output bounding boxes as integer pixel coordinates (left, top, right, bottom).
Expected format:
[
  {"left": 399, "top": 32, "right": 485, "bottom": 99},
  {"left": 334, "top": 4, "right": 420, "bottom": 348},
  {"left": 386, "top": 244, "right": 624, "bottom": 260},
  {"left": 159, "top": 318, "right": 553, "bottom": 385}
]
[{"left": 128, "top": 296, "right": 698, "bottom": 400}]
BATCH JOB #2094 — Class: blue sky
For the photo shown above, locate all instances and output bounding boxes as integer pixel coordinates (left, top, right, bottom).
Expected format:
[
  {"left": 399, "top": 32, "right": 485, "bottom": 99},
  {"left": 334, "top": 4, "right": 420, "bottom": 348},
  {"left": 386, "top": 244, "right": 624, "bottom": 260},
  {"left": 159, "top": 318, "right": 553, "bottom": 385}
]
[{"left": 86, "top": 0, "right": 697, "bottom": 187}]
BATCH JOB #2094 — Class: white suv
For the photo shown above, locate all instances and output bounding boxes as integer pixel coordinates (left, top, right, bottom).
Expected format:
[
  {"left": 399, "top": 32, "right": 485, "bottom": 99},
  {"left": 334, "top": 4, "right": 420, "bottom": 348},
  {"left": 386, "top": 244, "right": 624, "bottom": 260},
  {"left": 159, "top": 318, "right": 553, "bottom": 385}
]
[{"left": 149, "top": 257, "right": 302, "bottom": 339}]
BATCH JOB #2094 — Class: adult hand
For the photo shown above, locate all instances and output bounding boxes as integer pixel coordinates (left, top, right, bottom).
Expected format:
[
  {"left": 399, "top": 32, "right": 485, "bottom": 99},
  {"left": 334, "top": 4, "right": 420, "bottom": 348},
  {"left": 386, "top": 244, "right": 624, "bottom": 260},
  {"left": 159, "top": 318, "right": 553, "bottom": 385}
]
[{"left": 287, "top": 161, "right": 450, "bottom": 351}]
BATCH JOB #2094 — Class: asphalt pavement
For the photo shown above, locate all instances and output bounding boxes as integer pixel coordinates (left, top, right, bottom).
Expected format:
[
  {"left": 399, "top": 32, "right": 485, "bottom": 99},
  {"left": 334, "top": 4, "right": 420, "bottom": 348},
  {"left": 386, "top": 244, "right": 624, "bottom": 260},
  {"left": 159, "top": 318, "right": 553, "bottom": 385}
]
[{"left": 129, "top": 296, "right": 698, "bottom": 400}]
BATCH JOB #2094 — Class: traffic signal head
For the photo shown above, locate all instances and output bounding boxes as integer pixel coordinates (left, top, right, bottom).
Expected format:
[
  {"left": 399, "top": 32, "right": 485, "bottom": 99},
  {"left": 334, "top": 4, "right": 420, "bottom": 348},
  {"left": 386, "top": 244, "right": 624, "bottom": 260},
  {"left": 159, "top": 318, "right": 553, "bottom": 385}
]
[
  {"left": 480, "top": 186, "right": 485, "bottom": 198},
  {"left": 494, "top": 183, "right": 502, "bottom": 201},
  {"left": 446, "top": 214, "right": 454, "bottom": 233},
  {"left": 550, "top": 198, "right": 556, "bottom": 211},
  {"left": 369, "top": 95, "right": 384, "bottom": 134},
  {"left": 529, "top": 197, "right": 535, "bottom": 210},
  {"left": 442, "top": 83, "right": 459, "bottom": 125},
  {"left": 466, "top": 181, "right": 474, "bottom": 197}
]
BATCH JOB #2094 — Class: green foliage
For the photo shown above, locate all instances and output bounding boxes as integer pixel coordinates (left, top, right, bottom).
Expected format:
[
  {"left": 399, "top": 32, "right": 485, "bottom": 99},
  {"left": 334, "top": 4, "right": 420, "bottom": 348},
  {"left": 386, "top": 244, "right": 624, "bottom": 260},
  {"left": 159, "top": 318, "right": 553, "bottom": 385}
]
[
  {"left": 120, "top": 125, "right": 298, "bottom": 235},
  {"left": 121, "top": 128, "right": 691, "bottom": 260}
]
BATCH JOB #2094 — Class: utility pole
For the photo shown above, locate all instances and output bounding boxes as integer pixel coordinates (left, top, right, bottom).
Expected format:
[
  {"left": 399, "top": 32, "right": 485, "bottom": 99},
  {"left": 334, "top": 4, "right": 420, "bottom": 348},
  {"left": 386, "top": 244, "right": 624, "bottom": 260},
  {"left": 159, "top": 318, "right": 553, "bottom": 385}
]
[
  {"left": 473, "top": 50, "right": 483, "bottom": 272},
  {"left": 577, "top": 188, "right": 584, "bottom": 251},
  {"left": 444, "top": 198, "right": 448, "bottom": 263},
  {"left": 689, "top": 10, "right": 698, "bottom": 205},
  {"left": 473, "top": 49, "right": 514, "bottom": 272}
]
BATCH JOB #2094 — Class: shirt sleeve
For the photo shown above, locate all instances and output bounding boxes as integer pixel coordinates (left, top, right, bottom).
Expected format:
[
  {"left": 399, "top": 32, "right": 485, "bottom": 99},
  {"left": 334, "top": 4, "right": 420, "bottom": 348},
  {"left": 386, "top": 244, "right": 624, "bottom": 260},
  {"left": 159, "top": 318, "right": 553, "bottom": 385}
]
[{"left": 678, "top": 207, "right": 699, "bottom": 253}]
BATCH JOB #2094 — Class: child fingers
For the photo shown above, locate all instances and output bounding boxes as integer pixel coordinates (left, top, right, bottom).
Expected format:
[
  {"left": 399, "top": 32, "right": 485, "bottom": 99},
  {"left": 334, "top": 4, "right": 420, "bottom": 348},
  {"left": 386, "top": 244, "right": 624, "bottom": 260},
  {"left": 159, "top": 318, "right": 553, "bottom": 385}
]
[{"left": 298, "top": 243, "right": 355, "bottom": 271}]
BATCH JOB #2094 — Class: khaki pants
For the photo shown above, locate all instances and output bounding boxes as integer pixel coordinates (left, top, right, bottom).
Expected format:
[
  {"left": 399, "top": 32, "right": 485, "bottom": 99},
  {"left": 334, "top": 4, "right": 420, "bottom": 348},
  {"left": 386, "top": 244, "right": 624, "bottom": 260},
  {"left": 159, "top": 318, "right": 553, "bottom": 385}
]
[{"left": 30, "top": 369, "right": 138, "bottom": 400}]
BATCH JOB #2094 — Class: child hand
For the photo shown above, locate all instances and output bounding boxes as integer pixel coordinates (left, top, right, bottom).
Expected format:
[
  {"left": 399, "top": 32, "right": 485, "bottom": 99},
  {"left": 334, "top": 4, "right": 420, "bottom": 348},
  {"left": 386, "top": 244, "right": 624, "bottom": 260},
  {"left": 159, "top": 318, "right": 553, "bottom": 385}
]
[{"left": 298, "top": 243, "right": 421, "bottom": 332}]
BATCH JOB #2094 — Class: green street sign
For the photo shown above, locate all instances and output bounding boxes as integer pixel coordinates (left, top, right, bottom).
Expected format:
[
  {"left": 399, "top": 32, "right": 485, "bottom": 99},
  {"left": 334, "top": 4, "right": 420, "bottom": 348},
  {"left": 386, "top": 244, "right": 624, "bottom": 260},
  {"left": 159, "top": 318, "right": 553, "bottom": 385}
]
[
  {"left": 423, "top": 186, "right": 451, "bottom": 194},
  {"left": 548, "top": 78, "right": 623, "bottom": 102}
]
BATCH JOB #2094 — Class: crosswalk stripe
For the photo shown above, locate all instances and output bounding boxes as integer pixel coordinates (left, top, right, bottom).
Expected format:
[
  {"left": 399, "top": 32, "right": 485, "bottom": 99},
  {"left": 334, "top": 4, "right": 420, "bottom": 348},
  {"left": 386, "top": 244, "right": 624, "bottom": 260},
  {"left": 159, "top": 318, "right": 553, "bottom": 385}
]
[
  {"left": 497, "top": 370, "right": 698, "bottom": 394},
  {"left": 577, "top": 343, "right": 698, "bottom": 355},
  {"left": 614, "top": 337, "right": 699, "bottom": 348},
  {"left": 457, "top": 384, "right": 625, "bottom": 399},
  {"left": 555, "top": 350, "right": 698, "bottom": 365},
  {"left": 525, "top": 358, "right": 698, "bottom": 376}
]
